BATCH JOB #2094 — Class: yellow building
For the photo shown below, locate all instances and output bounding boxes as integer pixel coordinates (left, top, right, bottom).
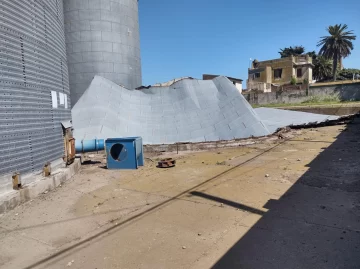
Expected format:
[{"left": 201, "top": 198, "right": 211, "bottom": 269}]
[{"left": 247, "top": 55, "right": 314, "bottom": 92}]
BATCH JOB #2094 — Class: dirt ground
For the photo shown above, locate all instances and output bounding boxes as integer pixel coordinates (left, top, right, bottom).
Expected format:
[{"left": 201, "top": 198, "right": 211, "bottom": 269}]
[{"left": 0, "top": 119, "right": 359, "bottom": 269}]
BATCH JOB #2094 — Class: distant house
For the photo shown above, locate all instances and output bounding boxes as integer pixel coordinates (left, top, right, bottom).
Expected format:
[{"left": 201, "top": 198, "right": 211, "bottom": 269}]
[
  {"left": 247, "top": 55, "right": 314, "bottom": 92},
  {"left": 203, "top": 74, "right": 243, "bottom": 93}
]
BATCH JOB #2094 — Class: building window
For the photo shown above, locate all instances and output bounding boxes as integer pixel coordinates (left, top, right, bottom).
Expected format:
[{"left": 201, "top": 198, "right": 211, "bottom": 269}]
[
  {"left": 274, "top": 69, "right": 282, "bottom": 79},
  {"left": 253, "top": 73, "right": 260, "bottom": 79},
  {"left": 297, "top": 68, "right": 302, "bottom": 78}
]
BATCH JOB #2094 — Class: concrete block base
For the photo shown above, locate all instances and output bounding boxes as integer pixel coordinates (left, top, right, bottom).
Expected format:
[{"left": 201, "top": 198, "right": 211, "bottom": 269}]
[{"left": 0, "top": 159, "right": 81, "bottom": 214}]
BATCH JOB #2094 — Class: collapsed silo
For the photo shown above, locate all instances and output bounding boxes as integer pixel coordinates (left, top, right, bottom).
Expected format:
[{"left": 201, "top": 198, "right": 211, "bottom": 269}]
[
  {"left": 0, "top": 0, "right": 71, "bottom": 190},
  {"left": 63, "top": 0, "right": 142, "bottom": 106}
]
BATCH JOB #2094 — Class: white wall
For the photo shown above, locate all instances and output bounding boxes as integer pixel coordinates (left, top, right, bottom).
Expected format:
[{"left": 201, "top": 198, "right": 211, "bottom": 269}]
[{"left": 235, "top": 82, "right": 243, "bottom": 93}]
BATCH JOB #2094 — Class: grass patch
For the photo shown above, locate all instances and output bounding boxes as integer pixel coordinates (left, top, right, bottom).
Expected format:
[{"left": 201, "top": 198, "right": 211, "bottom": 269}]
[{"left": 312, "top": 80, "right": 360, "bottom": 86}]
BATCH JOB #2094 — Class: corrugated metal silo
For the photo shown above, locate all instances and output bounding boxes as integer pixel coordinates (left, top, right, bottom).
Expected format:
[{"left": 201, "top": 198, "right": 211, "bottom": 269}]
[
  {"left": 63, "top": 0, "right": 142, "bottom": 106},
  {"left": 0, "top": 0, "right": 71, "bottom": 188}
]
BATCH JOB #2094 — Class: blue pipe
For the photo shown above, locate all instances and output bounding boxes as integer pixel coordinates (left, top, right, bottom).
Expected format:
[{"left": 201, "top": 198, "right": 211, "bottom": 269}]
[{"left": 75, "top": 139, "right": 105, "bottom": 153}]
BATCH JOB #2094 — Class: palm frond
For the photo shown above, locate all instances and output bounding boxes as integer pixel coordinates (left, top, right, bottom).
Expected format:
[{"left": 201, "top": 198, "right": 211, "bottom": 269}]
[{"left": 318, "top": 24, "right": 356, "bottom": 80}]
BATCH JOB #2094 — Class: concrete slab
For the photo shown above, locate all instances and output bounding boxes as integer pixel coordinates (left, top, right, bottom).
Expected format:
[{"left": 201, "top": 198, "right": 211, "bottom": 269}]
[
  {"left": 0, "top": 121, "right": 359, "bottom": 269},
  {"left": 212, "top": 216, "right": 360, "bottom": 269},
  {"left": 0, "top": 160, "right": 81, "bottom": 214},
  {"left": 0, "top": 229, "right": 54, "bottom": 268},
  {"left": 38, "top": 200, "right": 250, "bottom": 269}
]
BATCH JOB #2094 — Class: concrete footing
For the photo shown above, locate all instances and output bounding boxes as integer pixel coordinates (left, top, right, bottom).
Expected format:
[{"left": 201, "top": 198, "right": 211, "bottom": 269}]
[
  {"left": 143, "top": 136, "right": 271, "bottom": 154},
  {"left": 0, "top": 159, "right": 81, "bottom": 214}
]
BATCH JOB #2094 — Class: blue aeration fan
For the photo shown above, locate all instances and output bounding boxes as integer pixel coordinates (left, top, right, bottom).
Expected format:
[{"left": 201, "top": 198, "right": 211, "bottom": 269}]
[{"left": 105, "top": 137, "right": 144, "bottom": 170}]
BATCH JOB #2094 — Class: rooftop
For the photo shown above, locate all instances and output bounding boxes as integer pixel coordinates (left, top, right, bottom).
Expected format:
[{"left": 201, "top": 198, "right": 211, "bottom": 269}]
[{"left": 203, "top": 74, "right": 243, "bottom": 83}]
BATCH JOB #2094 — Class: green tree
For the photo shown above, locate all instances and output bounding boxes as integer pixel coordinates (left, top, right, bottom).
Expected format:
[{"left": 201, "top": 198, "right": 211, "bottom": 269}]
[
  {"left": 337, "top": 68, "right": 360, "bottom": 80},
  {"left": 307, "top": 51, "right": 317, "bottom": 61},
  {"left": 278, "top": 46, "right": 305, "bottom": 58},
  {"left": 313, "top": 56, "right": 332, "bottom": 81},
  {"left": 317, "top": 24, "right": 356, "bottom": 81}
]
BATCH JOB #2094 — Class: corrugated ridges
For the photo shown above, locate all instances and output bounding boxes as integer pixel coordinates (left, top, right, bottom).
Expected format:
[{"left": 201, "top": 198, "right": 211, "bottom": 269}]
[
  {"left": 0, "top": 0, "right": 71, "bottom": 183},
  {"left": 72, "top": 76, "right": 270, "bottom": 144}
]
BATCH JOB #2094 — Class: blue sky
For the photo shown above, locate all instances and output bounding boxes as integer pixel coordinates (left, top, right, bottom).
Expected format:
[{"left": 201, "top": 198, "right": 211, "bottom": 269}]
[{"left": 139, "top": 0, "right": 360, "bottom": 85}]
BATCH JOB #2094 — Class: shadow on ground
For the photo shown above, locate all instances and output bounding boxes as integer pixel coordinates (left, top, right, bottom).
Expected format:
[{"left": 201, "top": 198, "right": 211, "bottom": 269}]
[
  {"left": 190, "top": 191, "right": 266, "bottom": 215},
  {"left": 18, "top": 117, "right": 360, "bottom": 269},
  {"left": 211, "top": 117, "right": 360, "bottom": 269},
  {"left": 80, "top": 160, "right": 102, "bottom": 165}
]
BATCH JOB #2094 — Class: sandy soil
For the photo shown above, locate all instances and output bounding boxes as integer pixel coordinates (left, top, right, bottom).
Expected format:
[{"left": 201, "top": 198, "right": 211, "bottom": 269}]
[{"left": 0, "top": 120, "right": 359, "bottom": 269}]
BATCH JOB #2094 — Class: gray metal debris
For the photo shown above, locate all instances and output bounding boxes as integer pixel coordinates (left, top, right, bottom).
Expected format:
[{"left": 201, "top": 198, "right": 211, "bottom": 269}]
[
  {"left": 72, "top": 76, "right": 270, "bottom": 144},
  {"left": 72, "top": 76, "right": 339, "bottom": 145},
  {"left": 254, "top": 107, "right": 339, "bottom": 133}
]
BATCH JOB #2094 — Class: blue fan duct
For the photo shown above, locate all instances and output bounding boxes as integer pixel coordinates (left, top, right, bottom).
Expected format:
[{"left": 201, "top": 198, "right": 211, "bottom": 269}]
[
  {"left": 75, "top": 137, "right": 144, "bottom": 170},
  {"left": 105, "top": 137, "right": 144, "bottom": 170},
  {"left": 75, "top": 139, "right": 105, "bottom": 153}
]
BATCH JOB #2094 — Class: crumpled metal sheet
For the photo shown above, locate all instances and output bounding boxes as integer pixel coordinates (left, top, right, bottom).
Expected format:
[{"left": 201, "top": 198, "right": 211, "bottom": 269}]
[
  {"left": 72, "top": 76, "right": 339, "bottom": 145},
  {"left": 72, "top": 76, "right": 271, "bottom": 144},
  {"left": 254, "top": 107, "right": 339, "bottom": 133}
]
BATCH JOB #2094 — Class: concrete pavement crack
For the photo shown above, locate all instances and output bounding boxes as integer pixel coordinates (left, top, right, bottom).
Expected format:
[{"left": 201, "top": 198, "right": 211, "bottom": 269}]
[{"left": 0, "top": 225, "right": 53, "bottom": 247}]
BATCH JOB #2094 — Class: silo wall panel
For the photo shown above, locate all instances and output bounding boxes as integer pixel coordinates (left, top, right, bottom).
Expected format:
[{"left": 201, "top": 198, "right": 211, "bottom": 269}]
[
  {"left": 0, "top": 0, "right": 71, "bottom": 190},
  {"left": 64, "top": 0, "right": 142, "bottom": 106}
]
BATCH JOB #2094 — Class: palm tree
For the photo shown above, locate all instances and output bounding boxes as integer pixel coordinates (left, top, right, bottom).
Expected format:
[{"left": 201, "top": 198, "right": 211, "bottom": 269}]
[
  {"left": 313, "top": 56, "right": 332, "bottom": 81},
  {"left": 318, "top": 24, "right": 356, "bottom": 81}
]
